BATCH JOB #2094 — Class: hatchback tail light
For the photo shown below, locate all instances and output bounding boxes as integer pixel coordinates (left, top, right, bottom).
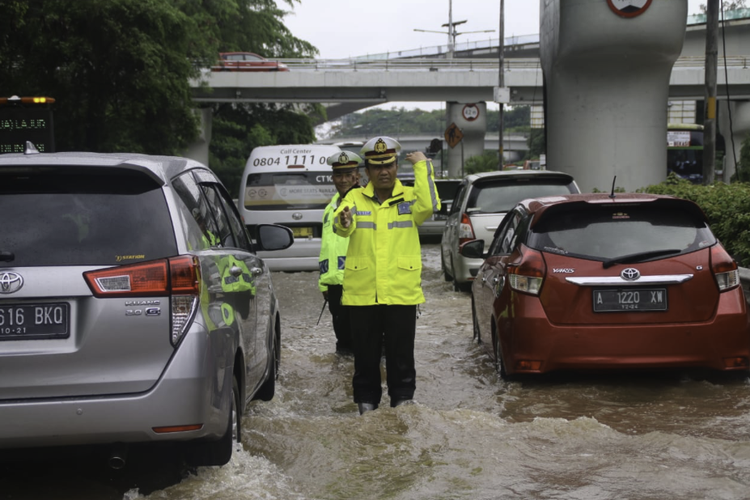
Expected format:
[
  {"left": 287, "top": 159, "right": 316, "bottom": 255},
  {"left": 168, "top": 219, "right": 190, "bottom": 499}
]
[
  {"left": 710, "top": 245, "right": 740, "bottom": 292},
  {"left": 458, "top": 213, "right": 476, "bottom": 246},
  {"left": 508, "top": 246, "right": 546, "bottom": 296},
  {"left": 84, "top": 256, "right": 200, "bottom": 346}
]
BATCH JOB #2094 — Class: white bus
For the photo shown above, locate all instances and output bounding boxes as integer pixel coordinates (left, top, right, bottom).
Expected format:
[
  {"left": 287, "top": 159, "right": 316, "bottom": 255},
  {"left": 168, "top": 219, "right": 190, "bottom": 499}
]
[{"left": 239, "top": 144, "right": 341, "bottom": 271}]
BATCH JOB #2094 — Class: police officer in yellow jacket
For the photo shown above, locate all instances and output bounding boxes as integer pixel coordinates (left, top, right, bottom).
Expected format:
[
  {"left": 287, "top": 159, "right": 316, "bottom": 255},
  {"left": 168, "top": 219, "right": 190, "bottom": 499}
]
[
  {"left": 334, "top": 136, "right": 440, "bottom": 414},
  {"left": 319, "top": 150, "right": 362, "bottom": 355}
]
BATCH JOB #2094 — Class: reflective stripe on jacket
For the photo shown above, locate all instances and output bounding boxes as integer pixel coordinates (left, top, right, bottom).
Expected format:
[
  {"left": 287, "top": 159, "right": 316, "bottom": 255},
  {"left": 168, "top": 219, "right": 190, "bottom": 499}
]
[
  {"left": 318, "top": 193, "right": 351, "bottom": 292},
  {"left": 333, "top": 159, "right": 440, "bottom": 306}
]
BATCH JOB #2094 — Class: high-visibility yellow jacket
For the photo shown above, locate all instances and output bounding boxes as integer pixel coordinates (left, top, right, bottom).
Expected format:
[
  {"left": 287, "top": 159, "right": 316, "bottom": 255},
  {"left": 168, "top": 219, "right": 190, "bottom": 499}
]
[
  {"left": 333, "top": 160, "right": 440, "bottom": 306},
  {"left": 318, "top": 193, "right": 350, "bottom": 292}
]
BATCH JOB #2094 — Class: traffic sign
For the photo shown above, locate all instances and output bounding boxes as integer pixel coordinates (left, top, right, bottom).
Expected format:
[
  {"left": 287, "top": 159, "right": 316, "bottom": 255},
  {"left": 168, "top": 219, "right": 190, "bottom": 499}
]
[{"left": 444, "top": 122, "right": 463, "bottom": 149}]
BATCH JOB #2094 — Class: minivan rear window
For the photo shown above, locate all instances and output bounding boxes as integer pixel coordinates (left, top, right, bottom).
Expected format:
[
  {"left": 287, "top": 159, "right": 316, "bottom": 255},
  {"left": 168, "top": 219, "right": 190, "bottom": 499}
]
[
  {"left": 244, "top": 172, "right": 336, "bottom": 211},
  {"left": 529, "top": 204, "right": 716, "bottom": 261},
  {"left": 0, "top": 168, "right": 177, "bottom": 267},
  {"left": 468, "top": 178, "right": 576, "bottom": 214}
]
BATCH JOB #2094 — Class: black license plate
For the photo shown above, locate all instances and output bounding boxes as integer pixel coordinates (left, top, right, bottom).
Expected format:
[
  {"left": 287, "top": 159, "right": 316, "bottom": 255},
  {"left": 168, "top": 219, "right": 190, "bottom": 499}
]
[
  {"left": 593, "top": 288, "right": 667, "bottom": 313},
  {"left": 0, "top": 303, "right": 70, "bottom": 339}
]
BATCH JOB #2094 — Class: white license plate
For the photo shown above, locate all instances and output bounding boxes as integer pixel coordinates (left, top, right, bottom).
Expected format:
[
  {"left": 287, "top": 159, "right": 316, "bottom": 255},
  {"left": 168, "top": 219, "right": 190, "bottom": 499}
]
[{"left": 593, "top": 288, "right": 667, "bottom": 312}]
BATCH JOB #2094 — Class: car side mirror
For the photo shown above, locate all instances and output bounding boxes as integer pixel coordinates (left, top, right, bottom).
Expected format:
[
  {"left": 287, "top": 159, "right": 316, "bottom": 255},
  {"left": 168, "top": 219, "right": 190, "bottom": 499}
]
[
  {"left": 459, "top": 239, "right": 485, "bottom": 259},
  {"left": 256, "top": 224, "right": 294, "bottom": 251}
]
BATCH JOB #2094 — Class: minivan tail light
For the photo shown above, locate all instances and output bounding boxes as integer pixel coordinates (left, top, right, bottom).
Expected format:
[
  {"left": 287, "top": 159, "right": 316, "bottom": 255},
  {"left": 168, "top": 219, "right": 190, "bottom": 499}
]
[
  {"left": 84, "top": 256, "right": 201, "bottom": 346},
  {"left": 508, "top": 246, "right": 546, "bottom": 296},
  {"left": 710, "top": 245, "right": 740, "bottom": 292},
  {"left": 458, "top": 213, "right": 476, "bottom": 245},
  {"left": 85, "top": 260, "right": 169, "bottom": 297}
]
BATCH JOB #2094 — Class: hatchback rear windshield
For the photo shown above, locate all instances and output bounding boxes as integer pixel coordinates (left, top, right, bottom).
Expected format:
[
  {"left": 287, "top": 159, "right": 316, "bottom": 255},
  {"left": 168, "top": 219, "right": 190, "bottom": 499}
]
[
  {"left": 0, "top": 167, "right": 177, "bottom": 267},
  {"left": 244, "top": 172, "right": 336, "bottom": 211},
  {"left": 468, "top": 177, "right": 577, "bottom": 214},
  {"left": 528, "top": 203, "right": 716, "bottom": 261}
]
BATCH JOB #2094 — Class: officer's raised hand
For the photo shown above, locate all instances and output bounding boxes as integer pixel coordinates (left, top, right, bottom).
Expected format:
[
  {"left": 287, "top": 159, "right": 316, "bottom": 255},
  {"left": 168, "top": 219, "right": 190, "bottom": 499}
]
[
  {"left": 340, "top": 206, "right": 352, "bottom": 228},
  {"left": 405, "top": 151, "right": 427, "bottom": 164}
]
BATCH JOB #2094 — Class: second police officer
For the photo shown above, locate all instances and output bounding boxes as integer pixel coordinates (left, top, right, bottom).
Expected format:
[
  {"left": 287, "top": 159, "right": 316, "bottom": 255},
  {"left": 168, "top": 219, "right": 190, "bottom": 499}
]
[
  {"left": 318, "top": 150, "right": 362, "bottom": 355},
  {"left": 334, "top": 136, "right": 440, "bottom": 414}
]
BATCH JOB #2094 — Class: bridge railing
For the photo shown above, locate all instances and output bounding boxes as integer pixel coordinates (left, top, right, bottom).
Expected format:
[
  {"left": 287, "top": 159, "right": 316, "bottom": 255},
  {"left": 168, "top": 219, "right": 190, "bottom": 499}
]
[{"left": 259, "top": 56, "right": 747, "bottom": 73}]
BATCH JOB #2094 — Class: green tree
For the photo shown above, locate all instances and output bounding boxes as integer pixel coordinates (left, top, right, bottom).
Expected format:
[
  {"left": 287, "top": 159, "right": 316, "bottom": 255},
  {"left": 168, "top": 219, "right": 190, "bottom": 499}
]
[
  {"left": 328, "top": 105, "right": 533, "bottom": 139},
  {"left": 699, "top": 0, "right": 747, "bottom": 12},
  {"left": 0, "top": 0, "right": 318, "bottom": 164},
  {"left": 210, "top": 102, "right": 317, "bottom": 197},
  {"left": 525, "top": 128, "right": 546, "bottom": 160},
  {"left": 464, "top": 151, "right": 500, "bottom": 175},
  {"left": 731, "top": 135, "right": 750, "bottom": 183}
]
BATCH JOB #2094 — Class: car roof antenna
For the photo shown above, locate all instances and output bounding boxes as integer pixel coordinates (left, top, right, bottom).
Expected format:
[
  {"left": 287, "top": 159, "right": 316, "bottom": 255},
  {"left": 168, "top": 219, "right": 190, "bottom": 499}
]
[{"left": 609, "top": 176, "right": 617, "bottom": 199}]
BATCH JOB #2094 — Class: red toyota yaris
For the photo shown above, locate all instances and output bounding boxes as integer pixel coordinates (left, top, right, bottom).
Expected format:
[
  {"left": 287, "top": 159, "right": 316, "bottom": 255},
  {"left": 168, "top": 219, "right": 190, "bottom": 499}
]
[{"left": 463, "top": 193, "right": 750, "bottom": 379}]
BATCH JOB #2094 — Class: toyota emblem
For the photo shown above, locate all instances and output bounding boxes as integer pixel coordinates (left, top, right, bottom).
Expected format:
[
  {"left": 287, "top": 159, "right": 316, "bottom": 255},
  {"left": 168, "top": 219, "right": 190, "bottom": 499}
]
[
  {"left": 292, "top": 212, "right": 303, "bottom": 221},
  {"left": 0, "top": 272, "right": 24, "bottom": 294},
  {"left": 621, "top": 268, "right": 640, "bottom": 281}
]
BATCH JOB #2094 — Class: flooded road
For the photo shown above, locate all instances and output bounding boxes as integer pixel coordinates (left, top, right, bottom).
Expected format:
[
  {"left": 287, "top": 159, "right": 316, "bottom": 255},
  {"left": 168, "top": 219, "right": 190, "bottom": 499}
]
[{"left": 4, "top": 243, "right": 750, "bottom": 499}]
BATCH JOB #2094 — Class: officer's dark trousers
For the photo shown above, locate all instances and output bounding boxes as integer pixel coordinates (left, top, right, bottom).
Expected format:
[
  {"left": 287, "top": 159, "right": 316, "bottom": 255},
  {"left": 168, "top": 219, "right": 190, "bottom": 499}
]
[
  {"left": 326, "top": 285, "right": 352, "bottom": 352},
  {"left": 351, "top": 304, "right": 416, "bottom": 407}
]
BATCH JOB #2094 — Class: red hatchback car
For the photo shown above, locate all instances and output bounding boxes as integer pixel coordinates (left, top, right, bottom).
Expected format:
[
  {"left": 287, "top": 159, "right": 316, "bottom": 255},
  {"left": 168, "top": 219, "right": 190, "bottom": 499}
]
[
  {"left": 212, "top": 52, "right": 289, "bottom": 72},
  {"left": 462, "top": 193, "right": 750, "bottom": 379}
]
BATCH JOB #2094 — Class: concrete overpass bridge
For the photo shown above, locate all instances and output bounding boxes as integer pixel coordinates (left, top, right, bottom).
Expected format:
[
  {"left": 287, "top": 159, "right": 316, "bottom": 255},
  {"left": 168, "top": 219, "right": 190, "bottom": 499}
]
[{"left": 188, "top": 6, "right": 750, "bottom": 187}]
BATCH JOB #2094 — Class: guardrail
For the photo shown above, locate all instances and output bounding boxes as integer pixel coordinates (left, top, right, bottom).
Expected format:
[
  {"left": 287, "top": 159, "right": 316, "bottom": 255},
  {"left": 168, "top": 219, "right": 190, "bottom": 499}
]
[{"left": 246, "top": 56, "right": 747, "bottom": 73}]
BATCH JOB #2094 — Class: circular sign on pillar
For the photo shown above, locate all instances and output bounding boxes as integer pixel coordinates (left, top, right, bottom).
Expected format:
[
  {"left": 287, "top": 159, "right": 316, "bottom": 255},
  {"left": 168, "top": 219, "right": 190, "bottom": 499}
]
[
  {"left": 606, "top": 0, "right": 652, "bottom": 18},
  {"left": 461, "top": 104, "right": 480, "bottom": 122}
]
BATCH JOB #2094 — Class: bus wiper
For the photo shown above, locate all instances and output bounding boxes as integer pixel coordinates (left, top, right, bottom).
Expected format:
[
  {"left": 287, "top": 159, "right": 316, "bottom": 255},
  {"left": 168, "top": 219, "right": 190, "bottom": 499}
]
[
  {"left": 0, "top": 251, "right": 15, "bottom": 262},
  {"left": 602, "top": 249, "right": 681, "bottom": 269}
]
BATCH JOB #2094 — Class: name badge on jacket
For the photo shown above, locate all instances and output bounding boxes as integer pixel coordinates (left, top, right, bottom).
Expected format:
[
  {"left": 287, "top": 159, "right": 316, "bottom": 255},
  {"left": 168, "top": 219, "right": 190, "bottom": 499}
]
[{"left": 397, "top": 202, "right": 412, "bottom": 215}]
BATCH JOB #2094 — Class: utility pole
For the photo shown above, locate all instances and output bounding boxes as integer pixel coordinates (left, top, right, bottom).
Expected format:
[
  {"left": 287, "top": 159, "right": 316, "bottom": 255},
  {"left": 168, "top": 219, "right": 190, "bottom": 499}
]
[
  {"left": 703, "top": 0, "right": 719, "bottom": 184},
  {"left": 498, "top": 0, "right": 505, "bottom": 169}
]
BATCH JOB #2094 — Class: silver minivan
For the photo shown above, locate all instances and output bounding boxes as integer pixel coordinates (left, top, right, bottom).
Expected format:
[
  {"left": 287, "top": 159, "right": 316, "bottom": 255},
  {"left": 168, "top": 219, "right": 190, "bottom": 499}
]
[
  {"left": 0, "top": 148, "right": 292, "bottom": 467},
  {"left": 441, "top": 170, "right": 580, "bottom": 291}
]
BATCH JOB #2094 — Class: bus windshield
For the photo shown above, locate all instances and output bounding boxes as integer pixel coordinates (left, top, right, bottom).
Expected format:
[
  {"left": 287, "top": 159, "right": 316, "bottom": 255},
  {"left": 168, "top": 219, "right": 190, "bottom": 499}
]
[{"left": 243, "top": 172, "right": 336, "bottom": 211}]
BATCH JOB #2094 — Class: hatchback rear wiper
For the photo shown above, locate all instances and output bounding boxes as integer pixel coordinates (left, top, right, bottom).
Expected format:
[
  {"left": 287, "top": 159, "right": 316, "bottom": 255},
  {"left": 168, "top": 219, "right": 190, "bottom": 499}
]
[
  {"left": 0, "top": 251, "right": 14, "bottom": 262},
  {"left": 602, "top": 249, "right": 682, "bottom": 269}
]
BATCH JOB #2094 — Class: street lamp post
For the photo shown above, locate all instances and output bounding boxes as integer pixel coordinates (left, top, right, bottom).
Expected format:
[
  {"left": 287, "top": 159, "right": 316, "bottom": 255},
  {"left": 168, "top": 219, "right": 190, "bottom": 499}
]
[
  {"left": 498, "top": 0, "right": 505, "bottom": 169},
  {"left": 413, "top": 0, "right": 495, "bottom": 59}
]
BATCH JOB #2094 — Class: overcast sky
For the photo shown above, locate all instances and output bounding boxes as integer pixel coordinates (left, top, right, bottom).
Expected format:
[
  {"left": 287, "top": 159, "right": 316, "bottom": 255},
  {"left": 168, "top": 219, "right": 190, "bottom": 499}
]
[
  {"left": 283, "top": 0, "right": 707, "bottom": 60},
  {"left": 281, "top": 0, "right": 707, "bottom": 118}
]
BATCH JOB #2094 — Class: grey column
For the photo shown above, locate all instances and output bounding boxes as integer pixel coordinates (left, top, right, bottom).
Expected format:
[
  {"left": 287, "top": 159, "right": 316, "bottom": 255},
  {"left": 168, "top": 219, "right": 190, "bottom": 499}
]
[
  {"left": 540, "top": 0, "right": 687, "bottom": 192},
  {"left": 445, "top": 102, "right": 488, "bottom": 178},
  {"left": 183, "top": 107, "right": 213, "bottom": 167},
  {"left": 719, "top": 100, "right": 750, "bottom": 181}
]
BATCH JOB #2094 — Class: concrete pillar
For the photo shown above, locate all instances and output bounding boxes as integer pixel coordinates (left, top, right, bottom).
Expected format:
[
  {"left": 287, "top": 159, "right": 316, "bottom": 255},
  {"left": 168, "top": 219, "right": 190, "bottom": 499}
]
[
  {"left": 540, "top": 0, "right": 687, "bottom": 192},
  {"left": 445, "top": 102, "right": 487, "bottom": 178},
  {"left": 719, "top": 100, "right": 750, "bottom": 181},
  {"left": 183, "top": 107, "right": 213, "bottom": 166}
]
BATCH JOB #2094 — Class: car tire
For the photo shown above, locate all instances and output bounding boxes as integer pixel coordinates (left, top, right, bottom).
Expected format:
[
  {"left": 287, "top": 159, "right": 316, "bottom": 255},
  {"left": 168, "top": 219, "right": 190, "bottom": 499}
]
[
  {"left": 441, "top": 252, "right": 452, "bottom": 282},
  {"left": 185, "top": 375, "right": 240, "bottom": 467},
  {"left": 471, "top": 298, "right": 481, "bottom": 342},
  {"left": 493, "top": 326, "right": 513, "bottom": 381},
  {"left": 254, "top": 331, "right": 279, "bottom": 402}
]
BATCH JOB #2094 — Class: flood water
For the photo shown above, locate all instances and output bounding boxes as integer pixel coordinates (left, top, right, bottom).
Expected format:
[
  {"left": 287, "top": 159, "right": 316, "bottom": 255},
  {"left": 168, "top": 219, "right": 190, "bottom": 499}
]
[{"left": 4, "top": 243, "right": 750, "bottom": 499}]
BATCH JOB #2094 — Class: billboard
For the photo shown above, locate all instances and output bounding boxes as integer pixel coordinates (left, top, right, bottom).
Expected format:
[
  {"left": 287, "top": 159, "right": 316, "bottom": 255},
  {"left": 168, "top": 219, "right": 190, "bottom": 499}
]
[{"left": 0, "top": 97, "right": 55, "bottom": 153}]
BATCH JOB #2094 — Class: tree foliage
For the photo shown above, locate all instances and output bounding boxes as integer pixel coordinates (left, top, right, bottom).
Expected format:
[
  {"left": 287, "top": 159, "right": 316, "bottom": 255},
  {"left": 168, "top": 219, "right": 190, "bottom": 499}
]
[
  {"left": 464, "top": 151, "right": 501, "bottom": 175},
  {"left": 699, "top": 0, "right": 747, "bottom": 12},
  {"left": 327, "top": 106, "right": 532, "bottom": 139},
  {"left": 210, "top": 102, "right": 317, "bottom": 196},
  {"left": 0, "top": 0, "right": 319, "bottom": 169}
]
